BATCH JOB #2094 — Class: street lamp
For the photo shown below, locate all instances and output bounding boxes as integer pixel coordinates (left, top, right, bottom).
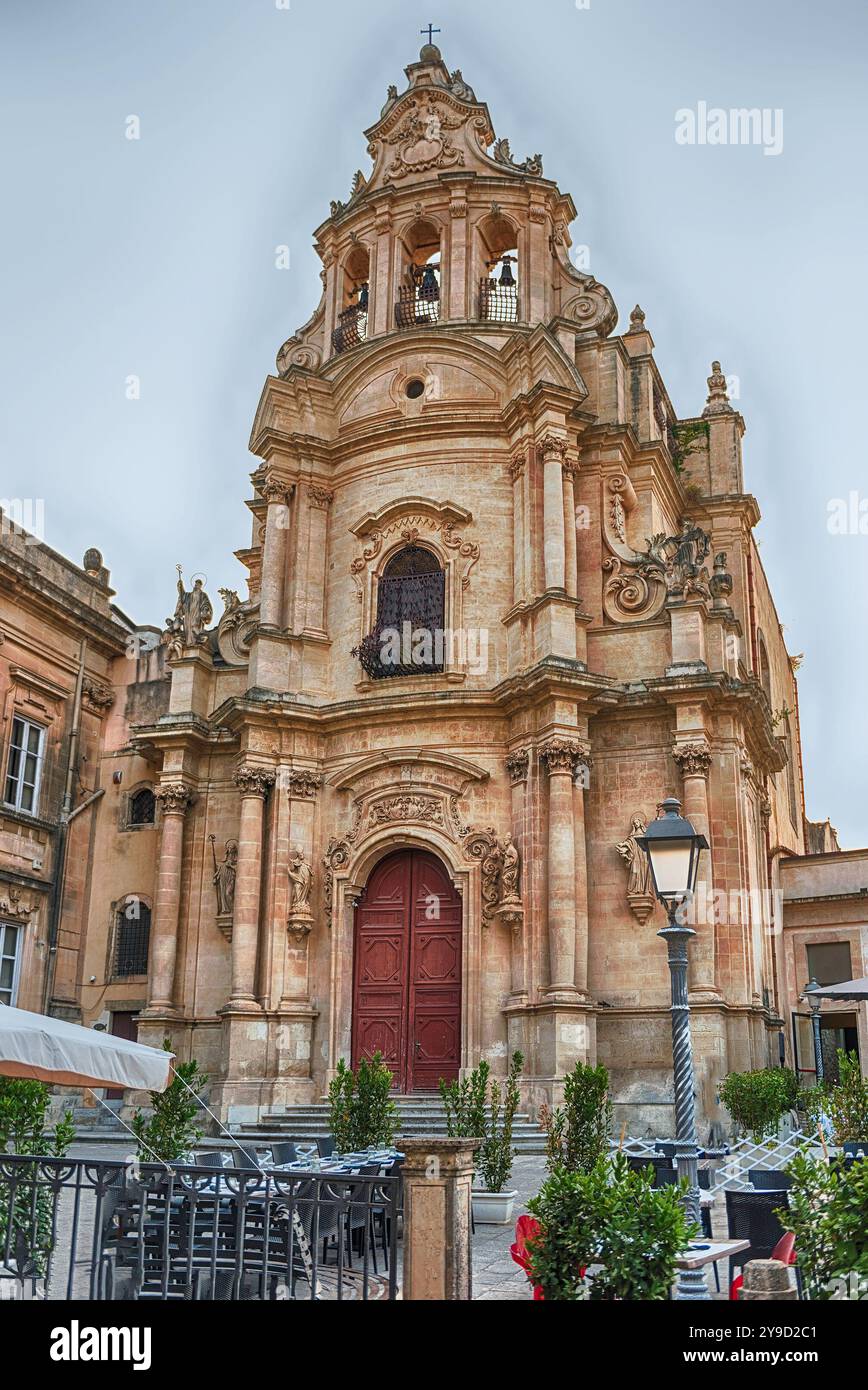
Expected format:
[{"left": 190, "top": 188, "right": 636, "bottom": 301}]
[
  {"left": 803, "top": 978, "right": 825, "bottom": 1085},
  {"left": 636, "top": 796, "right": 709, "bottom": 1301}
]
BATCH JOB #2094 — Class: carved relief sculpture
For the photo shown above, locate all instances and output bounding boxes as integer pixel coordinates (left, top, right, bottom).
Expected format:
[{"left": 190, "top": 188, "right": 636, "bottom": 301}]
[
  {"left": 287, "top": 847, "right": 314, "bottom": 941},
  {"left": 616, "top": 815, "right": 655, "bottom": 926},
  {"left": 163, "top": 565, "right": 213, "bottom": 657}
]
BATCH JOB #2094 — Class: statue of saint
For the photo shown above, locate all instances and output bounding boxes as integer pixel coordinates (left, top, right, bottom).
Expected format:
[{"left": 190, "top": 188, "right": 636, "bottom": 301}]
[
  {"left": 500, "top": 833, "right": 521, "bottom": 904},
  {"left": 169, "top": 566, "right": 213, "bottom": 646},
  {"left": 616, "top": 816, "right": 652, "bottom": 896},
  {"left": 210, "top": 838, "right": 237, "bottom": 916},
  {"left": 288, "top": 847, "right": 313, "bottom": 914}
]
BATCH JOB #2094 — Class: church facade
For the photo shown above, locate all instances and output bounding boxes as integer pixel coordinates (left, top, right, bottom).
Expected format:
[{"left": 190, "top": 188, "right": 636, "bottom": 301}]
[{"left": 1, "top": 44, "right": 817, "bottom": 1135}]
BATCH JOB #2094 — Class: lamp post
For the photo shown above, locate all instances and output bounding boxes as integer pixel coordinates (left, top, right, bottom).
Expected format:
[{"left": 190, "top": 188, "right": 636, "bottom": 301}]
[
  {"left": 636, "top": 796, "right": 709, "bottom": 1301},
  {"left": 803, "top": 978, "right": 825, "bottom": 1085}
]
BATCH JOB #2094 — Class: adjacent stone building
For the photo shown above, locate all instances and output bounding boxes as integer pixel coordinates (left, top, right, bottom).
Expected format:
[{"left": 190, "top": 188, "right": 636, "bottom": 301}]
[{"left": 2, "top": 43, "right": 843, "bottom": 1135}]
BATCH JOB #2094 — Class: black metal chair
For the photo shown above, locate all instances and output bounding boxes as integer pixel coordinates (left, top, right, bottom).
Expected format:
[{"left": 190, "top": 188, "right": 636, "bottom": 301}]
[
  {"left": 316, "top": 1137, "right": 336, "bottom": 1158},
  {"left": 724, "top": 1189, "right": 788, "bottom": 1285},
  {"left": 748, "top": 1168, "right": 793, "bottom": 1191},
  {"left": 193, "top": 1151, "right": 226, "bottom": 1169},
  {"left": 269, "top": 1142, "right": 298, "bottom": 1167},
  {"left": 228, "top": 1146, "right": 265, "bottom": 1172}
]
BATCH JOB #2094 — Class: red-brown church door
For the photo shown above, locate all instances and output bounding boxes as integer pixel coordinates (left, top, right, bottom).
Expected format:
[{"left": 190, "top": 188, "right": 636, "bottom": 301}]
[{"left": 351, "top": 849, "right": 462, "bottom": 1092}]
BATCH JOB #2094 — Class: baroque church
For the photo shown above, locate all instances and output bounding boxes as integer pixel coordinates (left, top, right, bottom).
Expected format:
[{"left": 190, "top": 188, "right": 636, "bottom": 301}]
[{"left": 0, "top": 42, "right": 813, "bottom": 1134}]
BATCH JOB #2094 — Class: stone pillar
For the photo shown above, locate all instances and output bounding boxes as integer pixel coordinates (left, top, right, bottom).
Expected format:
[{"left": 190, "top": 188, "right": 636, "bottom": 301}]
[
  {"left": 673, "top": 741, "right": 718, "bottom": 998},
  {"left": 304, "top": 485, "right": 333, "bottom": 635},
  {"left": 447, "top": 193, "right": 468, "bottom": 319},
  {"left": 508, "top": 448, "right": 526, "bottom": 606},
  {"left": 572, "top": 746, "right": 592, "bottom": 996},
  {"left": 399, "top": 1138, "right": 477, "bottom": 1301},
  {"left": 561, "top": 458, "right": 578, "bottom": 599},
  {"left": 739, "top": 1260, "right": 797, "bottom": 1301},
  {"left": 539, "top": 434, "right": 567, "bottom": 591},
  {"left": 505, "top": 748, "right": 530, "bottom": 1000},
  {"left": 142, "top": 781, "right": 195, "bottom": 1017},
  {"left": 541, "top": 738, "right": 580, "bottom": 999},
  {"left": 372, "top": 207, "right": 392, "bottom": 337},
  {"left": 227, "top": 765, "right": 275, "bottom": 1011},
  {"left": 258, "top": 479, "right": 293, "bottom": 630}
]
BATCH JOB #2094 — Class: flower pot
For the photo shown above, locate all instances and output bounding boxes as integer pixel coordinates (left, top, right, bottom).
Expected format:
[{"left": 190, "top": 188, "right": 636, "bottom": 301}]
[{"left": 471, "top": 1188, "right": 517, "bottom": 1225}]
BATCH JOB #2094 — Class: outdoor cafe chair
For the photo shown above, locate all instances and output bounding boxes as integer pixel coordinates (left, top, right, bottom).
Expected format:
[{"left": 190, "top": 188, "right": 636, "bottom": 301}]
[
  {"left": 729, "top": 1230, "right": 796, "bottom": 1301},
  {"left": 269, "top": 1142, "right": 299, "bottom": 1167},
  {"left": 748, "top": 1168, "right": 793, "bottom": 1191},
  {"left": 724, "top": 1189, "right": 788, "bottom": 1285}
]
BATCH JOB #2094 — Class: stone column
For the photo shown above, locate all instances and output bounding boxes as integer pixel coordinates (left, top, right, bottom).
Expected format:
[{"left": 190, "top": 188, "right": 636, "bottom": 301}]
[
  {"left": 400, "top": 1138, "right": 477, "bottom": 1301},
  {"left": 561, "top": 457, "right": 578, "bottom": 599},
  {"left": 228, "top": 765, "right": 275, "bottom": 1011},
  {"left": 258, "top": 478, "right": 293, "bottom": 630},
  {"left": 142, "top": 781, "right": 195, "bottom": 1017},
  {"left": 572, "top": 745, "right": 592, "bottom": 996},
  {"left": 541, "top": 738, "right": 581, "bottom": 999},
  {"left": 447, "top": 193, "right": 468, "bottom": 319},
  {"left": 504, "top": 748, "right": 530, "bottom": 999},
  {"left": 673, "top": 741, "right": 718, "bottom": 997},
  {"left": 539, "top": 434, "right": 567, "bottom": 591},
  {"left": 508, "top": 448, "right": 526, "bottom": 606},
  {"left": 282, "top": 770, "right": 321, "bottom": 1001},
  {"left": 304, "top": 485, "right": 333, "bottom": 635}
]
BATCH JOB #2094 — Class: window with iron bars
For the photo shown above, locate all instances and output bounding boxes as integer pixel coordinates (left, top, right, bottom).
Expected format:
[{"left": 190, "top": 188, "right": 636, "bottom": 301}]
[
  {"left": 395, "top": 263, "right": 440, "bottom": 330},
  {"left": 353, "top": 546, "right": 446, "bottom": 679},
  {"left": 332, "top": 282, "right": 369, "bottom": 355},
  {"left": 479, "top": 255, "right": 518, "bottom": 323},
  {"left": 114, "top": 900, "right": 151, "bottom": 977}
]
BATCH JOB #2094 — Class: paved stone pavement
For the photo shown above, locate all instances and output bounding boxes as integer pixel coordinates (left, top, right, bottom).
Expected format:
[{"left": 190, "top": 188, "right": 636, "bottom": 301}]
[{"left": 472, "top": 1155, "right": 541, "bottom": 1300}]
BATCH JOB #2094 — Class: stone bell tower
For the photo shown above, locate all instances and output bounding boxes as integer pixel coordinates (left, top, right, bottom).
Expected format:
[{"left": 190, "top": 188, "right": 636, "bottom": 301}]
[{"left": 135, "top": 40, "right": 803, "bottom": 1133}]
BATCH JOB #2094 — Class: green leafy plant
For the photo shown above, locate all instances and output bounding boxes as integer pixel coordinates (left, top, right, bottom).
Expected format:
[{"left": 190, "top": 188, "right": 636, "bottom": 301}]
[
  {"left": 130, "top": 1042, "right": 206, "bottom": 1162},
  {"left": 439, "top": 1052, "right": 524, "bottom": 1192},
  {"left": 780, "top": 1150, "right": 868, "bottom": 1299},
  {"left": 825, "top": 1050, "right": 868, "bottom": 1144},
  {"left": 0, "top": 1078, "right": 75, "bottom": 1280},
  {"left": 718, "top": 1067, "right": 798, "bottom": 1140},
  {"left": 327, "top": 1052, "right": 398, "bottom": 1151},
  {"left": 476, "top": 1051, "right": 523, "bottom": 1193},
  {"left": 540, "top": 1061, "right": 612, "bottom": 1175},
  {"left": 526, "top": 1151, "right": 697, "bottom": 1300}
]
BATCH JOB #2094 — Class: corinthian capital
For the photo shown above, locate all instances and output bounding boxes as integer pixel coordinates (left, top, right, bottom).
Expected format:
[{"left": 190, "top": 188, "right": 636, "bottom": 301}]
[
  {"left": 234, "top": 765, "right": 277, "bottom": 798},
  {"left": 673, "top": 741, "right": 712, "bottom": 778},
  {"left": 261, "top": 477, "right": 293, "bottom": 507},
  {"left": 537, "top": 433, "right": 568, "bottom": 463},
  {"left": 156, "top": 782, "right": 196, "bottom": 814},
  {"left": 540, "top": 738, "right": 589, "bottom": 776}
]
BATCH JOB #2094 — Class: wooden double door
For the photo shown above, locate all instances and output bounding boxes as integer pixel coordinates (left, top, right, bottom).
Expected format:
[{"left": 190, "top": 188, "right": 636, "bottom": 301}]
[{"left": 351, "top": 850, "right": 462, "bottom": 1092}]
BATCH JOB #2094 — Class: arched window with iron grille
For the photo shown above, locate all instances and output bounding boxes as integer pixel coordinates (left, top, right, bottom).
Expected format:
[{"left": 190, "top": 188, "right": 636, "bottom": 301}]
[
  {"left": 114, "top": 898, "right": 151, "bottom": 977},
  {"left": 354, "top": 545, "right": 446, "bottom": 679},
  {"left": 128, "top": 786, "right": 156, "bottom": 827}
]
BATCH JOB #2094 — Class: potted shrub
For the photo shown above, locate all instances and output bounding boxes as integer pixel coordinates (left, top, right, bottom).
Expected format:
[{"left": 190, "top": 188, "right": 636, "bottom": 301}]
[
  {"left": 718, "top": 1066, "right": 799, "bottom": 1141},
  {"left": 780, "top": 1148, "right": 868, "bottom": 1299},
  {"left": 0, "top": 1078, "right": 75, "bottom": 1294},
  {"left": 130, "top": 1043, "right": 207, "bottom": 1162},
  {"left": 327, "top": 1051, "right": 398, "bottom": 1152},
  {"left": 539, "top": 1061, "right": 611, "bottom": 1174},
  {"left": 440, "top": 1051, "right": 524, "bottom": 1224},
  {"left": 524, "top": 1151, "right": 697, "bottom": 1300}
]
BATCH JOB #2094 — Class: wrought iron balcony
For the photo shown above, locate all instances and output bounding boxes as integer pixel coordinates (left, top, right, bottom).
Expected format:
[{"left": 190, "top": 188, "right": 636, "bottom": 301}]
[
  {"left": 479, "top": 277, "right": 518, "bottom": 323},
  {"left": 395, "top": 265, "right": 440, "bottom": 330},
  {"left": 331, "top": 301, "right": 368, "bottom": 355}
]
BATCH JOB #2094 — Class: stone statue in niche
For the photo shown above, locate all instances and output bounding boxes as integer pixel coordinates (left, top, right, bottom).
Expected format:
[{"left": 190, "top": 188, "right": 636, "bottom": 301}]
[
  {"left": 210, "top": 837, "right": 237, "bottom": 941},
  {"left": 500, "top": 834, "right": 521, "bottom": 905},
  {"left": 616, "top": 815, "right": 655, "bottom": 925},
  {"left": 288, "top": 848, "right": 313, "bottom": 914},
  {"left": 287, "top": 847, "right": 314, "bottom": 941}
]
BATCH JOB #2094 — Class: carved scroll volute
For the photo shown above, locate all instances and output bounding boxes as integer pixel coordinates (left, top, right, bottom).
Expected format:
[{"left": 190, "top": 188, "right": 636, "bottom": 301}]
[
  {"left": 601, "top": 472, "right": 668, "bottom": 625},
  {"left": 462, "top": 827, "right": 502, "bottom": 926}
]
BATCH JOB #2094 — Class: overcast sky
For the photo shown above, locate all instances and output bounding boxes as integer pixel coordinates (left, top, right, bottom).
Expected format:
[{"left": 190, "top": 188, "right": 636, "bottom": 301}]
[{"left": 1, "top": 0, "right": 866, "bottom": 844}]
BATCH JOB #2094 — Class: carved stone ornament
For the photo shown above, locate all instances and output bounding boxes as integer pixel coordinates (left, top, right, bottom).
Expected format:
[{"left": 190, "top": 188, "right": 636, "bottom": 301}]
[
  {"left": 540, "top": 739, "right": 581, "bottom": 775},
  {"left": 210, "top": 836, "right": 237, "bottom": 942},
  {"left": 287, "top": 847, "right": 315, "bottom": 941},
  {"left": 322, "top": 838, "right": 351, "bottom": 930},
  {"left": 538, "top": 433, "right": 568, "bottom": 463},
  {"left": 234, "top": 766, "right": 276, "bottom": 798},
  {"left": 365, "top": 794, "right": 447, "bottom": 832},
  {"left": 350, "top": 509, "right": 479, "bottom": 599},
  {"left": 616, "top": 815, "right": 655, "bottom": 926},
  {"left": 162, "top": 566, "right": 213, "bottom": 658},
  {"left": 709, "top": 551, "right": 733, "bottom": 606},
  {"left": 462, "top": 827, "right": 523, "bottom": 928},
  {"left": 261, "top": 477, "right": 293, "bottom": 507},
  {"left": 702, "top": 360, "right": 733, "bottom": 418},
  {"left": 81, "top": 678, "right": 115, "bottom": 713},
  {"left": 0, "top": 883, "right": 37, "bottom": 923},
  {"left": 216, "top": 589, "right": 260, "bottom": 667},
  {"left": 506, "top": 748, "right": 530, "bottom": 785},
  {"left": 672, "top": 742, "right": 712, "bottom": 778},
  {"left": 381, "top": 99, "right": 467, "bottom": 180},
  {"left": 156, "top": 782, "right": 196, "bottom": 815},
  {"left": 491, "top": 137, "right": 543, "bottom": 176},
  {"left": 602, "top": 478, "right": 713, "bottom": 622},
  {"left": 283, "top": 770, "right": 322, "bottom": 800}
]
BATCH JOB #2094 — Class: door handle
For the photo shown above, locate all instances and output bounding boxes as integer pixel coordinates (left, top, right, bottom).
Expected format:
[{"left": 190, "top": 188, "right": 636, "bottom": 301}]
[{"left": 414, "top": 1041, "right": 421, "bottom": 1054}]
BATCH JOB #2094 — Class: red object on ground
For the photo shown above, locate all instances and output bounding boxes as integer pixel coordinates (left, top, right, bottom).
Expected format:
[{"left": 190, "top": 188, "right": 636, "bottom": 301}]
[
  {"left": 510, "top": 1215, "right": 545, "bottom": 1299},
  {"left": 729, "top": 1230, "right": 797, "bottom": 1300}
]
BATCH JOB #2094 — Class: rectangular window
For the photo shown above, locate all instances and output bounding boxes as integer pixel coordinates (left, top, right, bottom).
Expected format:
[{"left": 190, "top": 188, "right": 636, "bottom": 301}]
[
  {"left": 806, "top": 940, "right": 852, "bottom": 987},
  {"left": 0, "top": 922, "right": 22, "bottom": 1005},
  {"left": 4, "top": 716, "right": 45, "bottom": 814}
]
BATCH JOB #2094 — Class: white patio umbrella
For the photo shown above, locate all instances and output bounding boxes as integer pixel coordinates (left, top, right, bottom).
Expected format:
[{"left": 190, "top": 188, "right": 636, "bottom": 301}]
[
  {"left": 805, "top": 978, "right": 868, "bottom": 1002},
  {"left": 0, "top": 1004, "right": 173, "bottom": 1092}
]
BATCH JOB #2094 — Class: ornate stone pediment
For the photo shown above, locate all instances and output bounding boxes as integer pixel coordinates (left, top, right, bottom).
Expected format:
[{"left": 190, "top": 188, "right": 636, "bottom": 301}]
[
  {"left": 349, "top": 500, "right": 479, "bottom": 599},
  {"left": 601, "top": 473, "right": 712, "bottom": 624}
]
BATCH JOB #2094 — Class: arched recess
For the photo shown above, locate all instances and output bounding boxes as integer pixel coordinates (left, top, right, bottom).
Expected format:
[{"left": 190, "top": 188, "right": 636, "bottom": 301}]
[
  {"left": 395, "top": 217, "right": 442, "bottom": 328},
  {"left": 327, "top": 826, "right": 483, "bottom": 1091},
  {"left": 356, "top": 543, "right": 445, "bottom": 680},
  {"left": 332, "top": 243, "right": 370, "bottom": 354},
  {"left": 475, "top": 210, "right": 521, "bottom": 323}
]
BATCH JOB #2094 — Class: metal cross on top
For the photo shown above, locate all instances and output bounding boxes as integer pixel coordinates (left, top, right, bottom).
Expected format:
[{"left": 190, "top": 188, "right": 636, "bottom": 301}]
[{"left": 420, "top": 23, "right": 441, "bottom": 45}]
